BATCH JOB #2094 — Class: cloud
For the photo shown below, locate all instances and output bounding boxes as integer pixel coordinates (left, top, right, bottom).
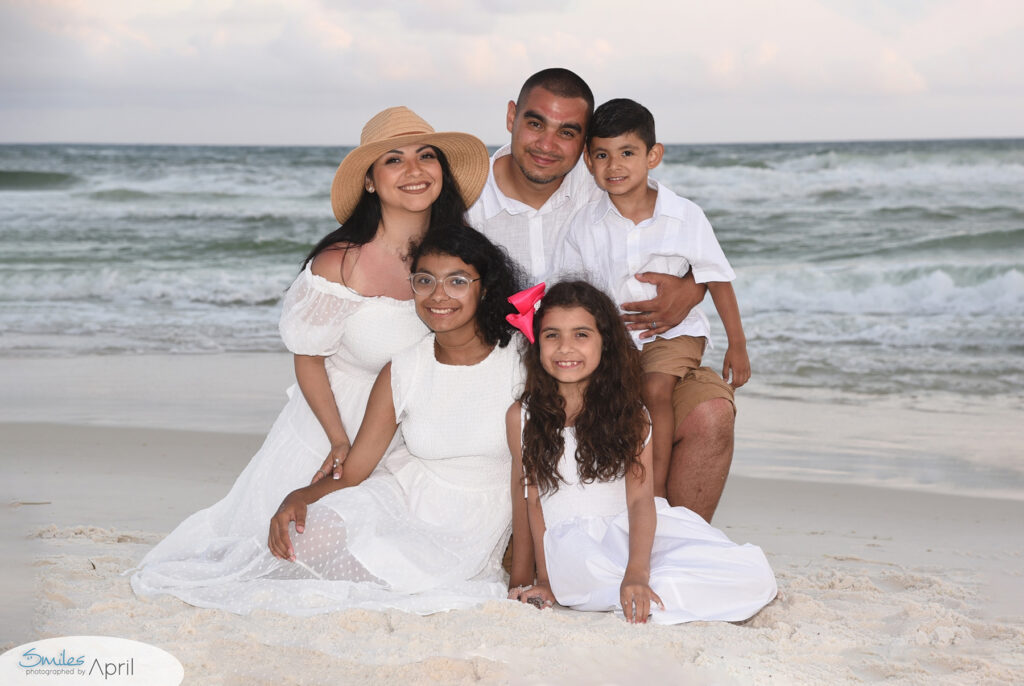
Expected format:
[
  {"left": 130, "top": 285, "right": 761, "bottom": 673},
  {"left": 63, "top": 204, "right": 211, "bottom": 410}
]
[{"left": 1, "top": 0, "right": 1022, "bottom": 144}]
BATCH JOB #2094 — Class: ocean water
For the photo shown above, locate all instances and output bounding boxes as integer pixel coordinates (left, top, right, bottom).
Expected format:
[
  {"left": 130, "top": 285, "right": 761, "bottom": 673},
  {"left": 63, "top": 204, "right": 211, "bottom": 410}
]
[{"left": 2, "top": 139, "right": 1022, "bottom": 409}]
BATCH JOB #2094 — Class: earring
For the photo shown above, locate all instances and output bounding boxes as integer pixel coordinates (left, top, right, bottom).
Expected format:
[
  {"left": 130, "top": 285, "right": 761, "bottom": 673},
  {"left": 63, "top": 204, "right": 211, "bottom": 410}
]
[{"left": 366, "top": 185, "right": 375, "bottom": 193}]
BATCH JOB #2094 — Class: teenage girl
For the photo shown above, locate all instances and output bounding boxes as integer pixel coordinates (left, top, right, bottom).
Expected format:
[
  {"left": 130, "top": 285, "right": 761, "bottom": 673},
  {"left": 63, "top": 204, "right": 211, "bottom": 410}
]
[{"left": 506, "top": 281, "right": 777, "bottom": 624}]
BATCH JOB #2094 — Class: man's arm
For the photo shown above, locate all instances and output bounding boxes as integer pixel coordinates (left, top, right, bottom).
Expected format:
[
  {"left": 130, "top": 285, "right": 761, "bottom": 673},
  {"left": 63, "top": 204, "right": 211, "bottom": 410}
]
[{"left": 621, "top": 271, "right": 707, "bottom": 340}]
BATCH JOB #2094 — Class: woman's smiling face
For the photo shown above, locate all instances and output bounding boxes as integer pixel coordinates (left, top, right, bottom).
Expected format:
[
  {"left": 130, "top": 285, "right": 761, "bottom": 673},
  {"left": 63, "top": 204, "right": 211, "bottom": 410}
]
[
  {"left": 367, "top": 144, "right": 443, "bottom": 215},
  {"left": 411, "top": 252, "right": 482, "bottom": 336}
]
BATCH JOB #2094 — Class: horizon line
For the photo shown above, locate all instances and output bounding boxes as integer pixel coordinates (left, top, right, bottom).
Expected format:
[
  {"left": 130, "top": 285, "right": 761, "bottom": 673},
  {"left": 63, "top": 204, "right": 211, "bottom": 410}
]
[{"left": 3, "top": 134, "right": 1024, "bottom": 149}]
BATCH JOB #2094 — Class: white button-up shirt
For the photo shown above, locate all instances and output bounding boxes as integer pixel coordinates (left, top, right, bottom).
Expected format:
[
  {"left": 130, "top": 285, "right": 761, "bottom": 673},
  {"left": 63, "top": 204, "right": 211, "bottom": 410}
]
[
  {"left": 467, "top": 144, "right": 601, "bottom": 283},
  {"left": 555, "top": 180, "right": 735, "bottom": 349}
]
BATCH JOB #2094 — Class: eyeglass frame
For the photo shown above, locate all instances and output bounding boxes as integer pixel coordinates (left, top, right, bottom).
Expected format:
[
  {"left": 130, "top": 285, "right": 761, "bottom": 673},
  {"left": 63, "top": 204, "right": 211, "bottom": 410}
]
[{"left": 408, "top": 272, "right": 482, "bottom": 298}]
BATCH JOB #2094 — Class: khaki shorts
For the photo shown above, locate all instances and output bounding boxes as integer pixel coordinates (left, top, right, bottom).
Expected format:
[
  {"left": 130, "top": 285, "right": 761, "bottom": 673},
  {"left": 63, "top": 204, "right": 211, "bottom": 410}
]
[{"left": 640, "top": 336, "right": 735, "bottom": 425}]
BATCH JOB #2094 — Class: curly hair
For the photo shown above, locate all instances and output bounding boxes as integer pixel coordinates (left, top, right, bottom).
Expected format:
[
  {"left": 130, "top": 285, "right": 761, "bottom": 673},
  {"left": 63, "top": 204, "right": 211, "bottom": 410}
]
[
  {"left": 520, "top": 280, "right": 649, "bottom": 494},
  {"left": 410, "top": 224, "right": 524, "bottom": 348},
  {"left": 302, "top": 146, "right": 465, "bottom": 269}
]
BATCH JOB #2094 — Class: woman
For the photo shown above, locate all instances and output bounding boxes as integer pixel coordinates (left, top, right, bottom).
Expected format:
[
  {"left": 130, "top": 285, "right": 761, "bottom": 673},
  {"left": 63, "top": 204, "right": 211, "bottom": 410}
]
[{"left": 131, "top": 108, "right": 491, "bottom": 610}]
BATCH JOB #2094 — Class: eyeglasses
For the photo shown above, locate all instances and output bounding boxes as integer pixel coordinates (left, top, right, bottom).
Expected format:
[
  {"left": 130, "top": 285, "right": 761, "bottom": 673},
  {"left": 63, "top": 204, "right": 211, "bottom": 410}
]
[{"left": 409, "top": 273, "right": 481, "bottom": 297}]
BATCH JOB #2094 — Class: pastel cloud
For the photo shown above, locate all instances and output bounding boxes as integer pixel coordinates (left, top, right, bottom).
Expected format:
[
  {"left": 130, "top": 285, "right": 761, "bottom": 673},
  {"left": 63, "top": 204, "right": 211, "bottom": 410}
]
[{"left": 0, "top": 0, "right": 1021, "bottom": 143}]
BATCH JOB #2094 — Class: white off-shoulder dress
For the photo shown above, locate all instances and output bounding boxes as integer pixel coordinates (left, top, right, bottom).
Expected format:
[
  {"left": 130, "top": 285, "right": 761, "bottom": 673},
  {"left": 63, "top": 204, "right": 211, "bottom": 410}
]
[
  {"left": 538, "top": 424, "right": 778, "bottom": 624},
  {"left": 130, "top": 264, "right": 427, "bottom": 611}
]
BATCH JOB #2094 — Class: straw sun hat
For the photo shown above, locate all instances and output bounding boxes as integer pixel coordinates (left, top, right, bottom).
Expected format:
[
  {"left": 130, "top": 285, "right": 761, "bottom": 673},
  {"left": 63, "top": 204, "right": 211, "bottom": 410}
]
[{"left": 330, "top": 106, "right": 489, "bottom": 224}]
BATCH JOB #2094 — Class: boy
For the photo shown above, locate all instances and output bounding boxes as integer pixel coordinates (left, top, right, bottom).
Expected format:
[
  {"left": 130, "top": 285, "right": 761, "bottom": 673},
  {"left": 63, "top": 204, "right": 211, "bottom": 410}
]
[{"left": 556, "top": 98, "right": 750, "bottom": 498}]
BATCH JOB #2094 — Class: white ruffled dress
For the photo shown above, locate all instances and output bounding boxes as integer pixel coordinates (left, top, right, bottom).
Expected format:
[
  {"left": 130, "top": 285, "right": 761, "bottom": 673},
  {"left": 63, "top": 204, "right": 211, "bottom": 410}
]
[
  {"left": 539, "top": 426, "right": 778, "bottom": 624},
  {"left": 130, "top": 264, "right": 428, "bottom": 613}
]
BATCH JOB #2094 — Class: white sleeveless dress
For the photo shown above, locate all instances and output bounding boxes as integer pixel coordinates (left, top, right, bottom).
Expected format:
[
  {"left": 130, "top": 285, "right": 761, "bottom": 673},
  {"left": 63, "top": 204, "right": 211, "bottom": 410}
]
[
  {"left": 538, "top": 424, "right": 778, "bottom": 624},
  {"left": 130, "top": 264, "right": 427, "bottom": 611}
]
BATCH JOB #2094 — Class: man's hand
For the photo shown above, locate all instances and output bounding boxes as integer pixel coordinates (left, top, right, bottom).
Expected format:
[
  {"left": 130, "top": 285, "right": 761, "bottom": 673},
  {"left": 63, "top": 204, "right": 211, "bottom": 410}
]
[
  {"left": 622, "top": 271, "right": 707, "bottom": 340},
  {"left": 268, "top": 488, "right": 312, "bottom": 562}
]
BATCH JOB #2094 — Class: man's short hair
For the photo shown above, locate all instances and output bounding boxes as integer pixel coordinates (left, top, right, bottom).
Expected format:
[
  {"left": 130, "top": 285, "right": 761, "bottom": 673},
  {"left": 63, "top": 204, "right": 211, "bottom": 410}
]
[
  {"left": 588, "top": 98, "right": 656, "bottom": 150},
  {"left": 517, "top": 68, "right": 595, "bottom": 123}
]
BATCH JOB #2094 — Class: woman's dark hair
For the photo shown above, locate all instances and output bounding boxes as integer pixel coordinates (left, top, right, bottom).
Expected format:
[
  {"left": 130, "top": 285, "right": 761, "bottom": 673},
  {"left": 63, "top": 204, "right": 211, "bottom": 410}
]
[
  {"left": 521, "top": 280, "right": 648, "bottom": 494},
  {"left": 410, "top": 224, "right": 524, "bottom": 348},
  {"left": 302, "top": 146, "right": 466, "bottom": 268}
]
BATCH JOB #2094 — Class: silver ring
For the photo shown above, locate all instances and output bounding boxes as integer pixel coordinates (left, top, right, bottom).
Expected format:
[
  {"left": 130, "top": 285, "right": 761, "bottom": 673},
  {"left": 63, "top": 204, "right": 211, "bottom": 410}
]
[{"left": 651, "top": 320, "right": 657, "bottom": 328}]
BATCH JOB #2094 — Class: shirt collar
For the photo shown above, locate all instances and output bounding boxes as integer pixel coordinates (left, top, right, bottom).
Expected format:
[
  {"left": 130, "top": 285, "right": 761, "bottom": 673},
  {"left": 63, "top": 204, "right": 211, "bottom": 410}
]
[
  {"left": 595, "top": 177, "right": 664, "bottom": 224},
  {"left": 478, "top": 143, "right": 584, "bottom": 218},
  {"left": 650, "top": 179, "right": 692, "bottom": 223}
]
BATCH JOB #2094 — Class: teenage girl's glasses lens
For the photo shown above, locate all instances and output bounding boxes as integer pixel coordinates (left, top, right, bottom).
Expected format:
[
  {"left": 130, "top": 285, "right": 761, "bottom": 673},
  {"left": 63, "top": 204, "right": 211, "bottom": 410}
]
[{"left": 409, "top": 273, "right": 481, "bottom": 297}]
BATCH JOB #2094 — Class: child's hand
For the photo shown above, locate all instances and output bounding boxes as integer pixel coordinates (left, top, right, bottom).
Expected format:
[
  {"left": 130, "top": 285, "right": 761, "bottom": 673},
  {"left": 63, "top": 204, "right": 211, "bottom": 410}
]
[
  {"left": 620, "top": 577, "right": 664, "bottom": 624},
  {"left": 722, "top": 345, "right": 751, "bottom": 389},
  {"left": 513, "top": 582, "right": 556, "bottom": 609}
]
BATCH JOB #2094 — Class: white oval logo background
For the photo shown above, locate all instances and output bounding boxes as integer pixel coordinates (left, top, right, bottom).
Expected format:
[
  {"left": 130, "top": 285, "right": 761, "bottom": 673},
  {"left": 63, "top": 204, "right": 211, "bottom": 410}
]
[{"left": 0, "top": 636, "right": 183, "bottom": 685}]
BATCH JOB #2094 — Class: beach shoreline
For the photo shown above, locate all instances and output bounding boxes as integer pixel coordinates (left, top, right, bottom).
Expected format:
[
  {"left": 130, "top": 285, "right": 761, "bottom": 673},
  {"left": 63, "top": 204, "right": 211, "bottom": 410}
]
[
  {"left": 4, "top": 352, "right": 1021, "bottom": 499},
  {"left": 2, "top": 353, "right": 1023, "bottom": 683}
]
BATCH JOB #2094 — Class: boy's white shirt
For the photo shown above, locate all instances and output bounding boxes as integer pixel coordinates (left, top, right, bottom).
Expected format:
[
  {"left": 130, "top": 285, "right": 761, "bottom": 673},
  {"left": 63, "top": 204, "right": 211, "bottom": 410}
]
[{"left": 554, "top": 179, "right": 735, "bottom": 350}]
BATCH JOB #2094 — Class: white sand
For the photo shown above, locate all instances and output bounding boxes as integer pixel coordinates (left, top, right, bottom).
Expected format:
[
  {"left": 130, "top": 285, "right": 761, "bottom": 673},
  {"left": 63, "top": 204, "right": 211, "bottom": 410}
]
[{"left": 2, "top": 354, "right": 1023, "bottom": 684}]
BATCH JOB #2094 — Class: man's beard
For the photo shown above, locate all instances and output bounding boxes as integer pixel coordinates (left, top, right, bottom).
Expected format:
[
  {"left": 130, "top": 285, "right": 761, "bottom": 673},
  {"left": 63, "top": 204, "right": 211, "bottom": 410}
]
[{"left": 516, "top": 155, "right": 564, "bottom": 186}]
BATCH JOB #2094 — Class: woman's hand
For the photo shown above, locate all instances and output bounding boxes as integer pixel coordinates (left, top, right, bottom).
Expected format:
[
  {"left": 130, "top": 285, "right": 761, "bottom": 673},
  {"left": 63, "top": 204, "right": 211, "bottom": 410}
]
[
  {"left": 310, "top": 442, "right": 350, "bottom": 484},
  {"left": 268, "top": 487, "right": 313, "bottom": 561},
  {"left": 620, "top": 575, "right": 664, "bottom": 624},
  {"left": 511, "top": 581, "right": 556, "bottom": 609}
]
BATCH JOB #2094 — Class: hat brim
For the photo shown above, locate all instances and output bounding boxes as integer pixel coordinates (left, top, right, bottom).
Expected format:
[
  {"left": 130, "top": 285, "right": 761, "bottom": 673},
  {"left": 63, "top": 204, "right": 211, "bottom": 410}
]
[{"left": 331, "top": 131, "right": 489, "bottom": 224}]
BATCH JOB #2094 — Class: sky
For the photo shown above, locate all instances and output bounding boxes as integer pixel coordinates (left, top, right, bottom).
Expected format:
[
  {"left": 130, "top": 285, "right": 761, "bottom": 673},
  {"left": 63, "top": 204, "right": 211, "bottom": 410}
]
[{"left": 2, "top": 0, "right": 1023, "bottom": 146}]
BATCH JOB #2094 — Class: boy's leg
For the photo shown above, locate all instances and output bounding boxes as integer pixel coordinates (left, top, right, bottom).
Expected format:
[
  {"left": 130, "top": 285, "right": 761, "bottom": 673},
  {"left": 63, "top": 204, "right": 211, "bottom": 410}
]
[{"left": 642, "top": 371, "right": 680, "bottom": 499}]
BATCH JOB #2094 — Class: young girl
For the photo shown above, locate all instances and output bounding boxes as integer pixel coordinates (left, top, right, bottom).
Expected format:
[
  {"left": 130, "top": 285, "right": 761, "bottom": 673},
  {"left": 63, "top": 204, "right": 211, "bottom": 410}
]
[{"left": 506, "top": 281, "right": 776, "bottom": 624}]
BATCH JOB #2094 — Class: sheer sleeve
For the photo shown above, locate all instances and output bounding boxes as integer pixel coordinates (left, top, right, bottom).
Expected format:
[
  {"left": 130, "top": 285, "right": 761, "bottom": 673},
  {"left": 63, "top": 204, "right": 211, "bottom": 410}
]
[{"left": 278, "top": 266, "right": 361, "bottom": 356}]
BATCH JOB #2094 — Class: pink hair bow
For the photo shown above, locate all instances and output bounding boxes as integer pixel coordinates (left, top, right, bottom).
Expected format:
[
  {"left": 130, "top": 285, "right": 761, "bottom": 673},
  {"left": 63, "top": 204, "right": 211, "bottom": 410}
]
[{"left": 506, "top": 282, "right": 546, "bottom": 343}]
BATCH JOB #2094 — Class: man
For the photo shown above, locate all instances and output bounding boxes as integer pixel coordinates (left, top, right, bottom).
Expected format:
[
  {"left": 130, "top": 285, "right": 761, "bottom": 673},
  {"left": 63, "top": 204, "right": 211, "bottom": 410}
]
[{"left": 469, "top": 68, "right": 735, "bottom": 523}]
